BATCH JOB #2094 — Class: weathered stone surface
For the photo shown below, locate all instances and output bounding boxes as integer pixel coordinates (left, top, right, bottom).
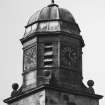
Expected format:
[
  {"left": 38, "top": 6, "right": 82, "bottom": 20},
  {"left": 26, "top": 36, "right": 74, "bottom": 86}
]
[
  {"left": 9, "top": 90, "right": 45, "bottom": 105},
  {"left": 46, "top": 90, "right": 99, "bottom": 105},
  {"left": 9, "top": 89, "right": 99, "bottom": 105}
]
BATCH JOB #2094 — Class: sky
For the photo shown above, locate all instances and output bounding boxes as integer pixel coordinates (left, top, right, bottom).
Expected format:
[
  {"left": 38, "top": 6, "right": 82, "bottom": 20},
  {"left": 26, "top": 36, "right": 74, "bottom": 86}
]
[{"left": 0, "top": 0, "right": 105, "bottom": 105}]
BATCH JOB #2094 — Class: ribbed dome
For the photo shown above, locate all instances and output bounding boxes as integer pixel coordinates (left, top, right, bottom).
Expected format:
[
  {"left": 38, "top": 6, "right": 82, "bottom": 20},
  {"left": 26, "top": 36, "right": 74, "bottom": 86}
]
[
  {"left": 24, "top": 3, "right": 80, "bottom": 37},
  {"left": 27, "top": 4, "right": 75, "bottom": 26}
]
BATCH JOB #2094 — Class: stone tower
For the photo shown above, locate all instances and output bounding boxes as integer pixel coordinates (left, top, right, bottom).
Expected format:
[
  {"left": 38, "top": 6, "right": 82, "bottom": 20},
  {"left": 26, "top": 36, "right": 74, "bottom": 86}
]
[{"left": 4, "top": 1, "right": 103, "bottom": 105}]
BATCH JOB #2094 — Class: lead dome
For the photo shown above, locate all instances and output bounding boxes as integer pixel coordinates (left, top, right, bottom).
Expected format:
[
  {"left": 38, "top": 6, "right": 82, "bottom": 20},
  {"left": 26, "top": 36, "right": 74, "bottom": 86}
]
[{"left": 24, "top": 3, "right": 80, "bottom": 37}]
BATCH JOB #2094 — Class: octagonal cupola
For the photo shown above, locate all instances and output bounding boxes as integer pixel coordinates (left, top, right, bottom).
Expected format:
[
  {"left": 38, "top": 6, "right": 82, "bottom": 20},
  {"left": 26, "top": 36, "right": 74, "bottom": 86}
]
[{"left": 20, "top": 1, "right": 85, "bottom": 92}]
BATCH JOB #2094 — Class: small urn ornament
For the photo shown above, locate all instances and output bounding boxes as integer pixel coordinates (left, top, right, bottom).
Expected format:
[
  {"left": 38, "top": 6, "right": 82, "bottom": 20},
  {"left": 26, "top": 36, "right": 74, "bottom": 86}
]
[
  {"left": 11, "top": 83, "right": 19, "bottom": 97},
  {"left": 87, "top": 80, "right": 95, "bottom": 94}
]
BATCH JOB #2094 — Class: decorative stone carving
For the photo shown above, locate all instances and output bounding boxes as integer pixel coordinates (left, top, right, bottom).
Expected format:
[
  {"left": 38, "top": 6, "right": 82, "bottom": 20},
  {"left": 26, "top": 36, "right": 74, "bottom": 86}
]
[
  {"left": 24, "top": 46, "right": 37, "bottom": 71},
  {"left": 87, "top": 80, "right": 95, "bottom": 94},
  {"left": 61, "top": 45, "right": 78, "bottom": 68},
  {"left": 11, "top": 83, "right": 19, "bottom": 97}
]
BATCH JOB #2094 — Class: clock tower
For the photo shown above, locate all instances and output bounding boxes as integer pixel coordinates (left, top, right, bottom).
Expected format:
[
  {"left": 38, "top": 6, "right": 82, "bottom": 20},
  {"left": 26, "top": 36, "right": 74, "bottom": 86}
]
[{"left": 4, "top": 1, "right": 103, "bottom": 105}]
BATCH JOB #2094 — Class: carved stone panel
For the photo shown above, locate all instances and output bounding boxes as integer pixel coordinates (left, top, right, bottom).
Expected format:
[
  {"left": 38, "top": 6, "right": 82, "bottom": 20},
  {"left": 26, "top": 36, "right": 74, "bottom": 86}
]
[
  {"left": 23, "top": 45, "right": 37, "bottom": 71},
  {"left": 61, "top": 43, "right": 79, "bottom": 69}
]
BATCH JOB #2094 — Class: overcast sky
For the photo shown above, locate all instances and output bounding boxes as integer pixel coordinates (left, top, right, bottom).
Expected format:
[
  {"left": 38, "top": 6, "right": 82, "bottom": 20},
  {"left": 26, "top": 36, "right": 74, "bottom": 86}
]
[{"left": 0, "top": 0, "right": 105, "bottom": 105}]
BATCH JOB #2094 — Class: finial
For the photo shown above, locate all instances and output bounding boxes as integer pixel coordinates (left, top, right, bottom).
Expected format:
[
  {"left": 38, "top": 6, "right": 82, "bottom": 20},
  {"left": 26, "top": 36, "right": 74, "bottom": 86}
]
[
  {"left": 48, "top": 0, "right": 58, "bottom": 7},
  {"left": 12, "top": 83, "right": 19, "bottom": 90},
  {"left": 51, "top": 0, "right": 54, "bottom": 4},
  {"left": 87, "top": 80, "right": 95, "bottom": 94},
  {"left": 11, "top": 83, "right": 19, "bottom": 97},
  {"left": 87, "top": 80, "right": 94, "bottom": 87}
]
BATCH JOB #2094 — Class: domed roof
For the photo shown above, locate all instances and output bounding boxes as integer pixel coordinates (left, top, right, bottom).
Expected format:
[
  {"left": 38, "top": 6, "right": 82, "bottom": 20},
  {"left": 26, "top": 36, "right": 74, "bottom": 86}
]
[
  {"left": 27, "top": 4, "right": 75, "bottom": 26},
  {"left": 24, "top": 3, "right": 80, "bottom": 37}
]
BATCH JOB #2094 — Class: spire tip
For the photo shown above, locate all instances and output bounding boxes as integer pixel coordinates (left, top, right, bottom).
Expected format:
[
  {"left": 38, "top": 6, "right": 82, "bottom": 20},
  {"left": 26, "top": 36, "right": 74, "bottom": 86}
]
[{"left": 51, "top": 0, "right": 54, "bottom": 4}]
